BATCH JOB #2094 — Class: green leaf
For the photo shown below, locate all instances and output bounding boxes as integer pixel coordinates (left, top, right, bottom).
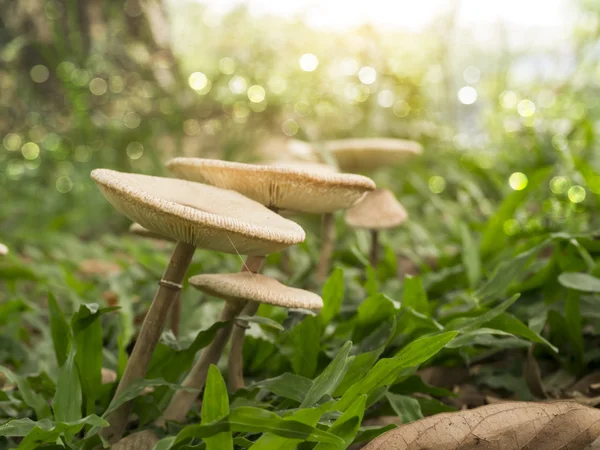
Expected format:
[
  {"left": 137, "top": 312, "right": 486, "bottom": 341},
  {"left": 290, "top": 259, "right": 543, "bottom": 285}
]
[
  {"left": 558, "top": 272, "right": 600, "bottom": 292},
  {"left": 402, "top": 276, "right": 430, "bottom": 316},
  {"left": 71, "top": 303, "right": 104, "bottom": 416},
  {"left": 480, "top": 166, "right": 552, "bottom": 256},
  {"left": 314, "top": 395, "right": 367, "bottom": 450},
  {"left": 253, "top": 373, "right": 312, "bottom": 403},
  {"left": 391, "top": 375, "right": 454, "bottom": 397},
  {"left": 289, "top": 316, "right": 321, "bottom": 378},
  {"left": 237, "top": 315, "right": 284, "bottom": 332},
  {"left": 300, "top": 341, "right": 352, "bottom": 408},
  {"left": 47, "top": 292, "right": 71, "bottom": 367},
  {"left": 365, "top": 265, "right": 379, "bottom": 296},
  {"left": 0, "top": 416, "right": 107, "bottom": 445},
  {"left": 0, "top": 366, "right": 51, "bottom": 419},
  {"left": 386, "top": 393, "right": 423, "bottom": 424},
  {"left": 202, "top": 365, "right": 232, "bottom": 450},
  {"left": 565, "top": 290, "right": 584, "bottom": 370},
  {"left": 460, "top": 223, "right": 481, "bottom": 289},
  {"left": 336, "top": 331, "right": 458, "bottom": 411},
  {"left": 320, "top": 268, "right": 344, "bottom": 325},
  {"left": 485, "top": 313, "right": 558, "bottom": 353},
  {"left": 447, "top": 294, "right": 520, "bottom": 332},
  {"left": 52, "top": 349, "right": 82, "bottom": 428}
]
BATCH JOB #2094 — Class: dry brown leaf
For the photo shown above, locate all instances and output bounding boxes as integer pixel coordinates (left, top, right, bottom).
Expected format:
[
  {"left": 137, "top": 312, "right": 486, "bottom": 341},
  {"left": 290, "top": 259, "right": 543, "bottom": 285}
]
[
  {"left": 569, "top": 372, "right": 600, "bottom": 397},
  {"left": 111, "top": 430, "right": 158, "bottom": 449},
  {"left": 78, "top": 259, "right": 121, "bottom": 276},
  {"left": 364, "top": 401, "right": 600, "bottom": 450}
]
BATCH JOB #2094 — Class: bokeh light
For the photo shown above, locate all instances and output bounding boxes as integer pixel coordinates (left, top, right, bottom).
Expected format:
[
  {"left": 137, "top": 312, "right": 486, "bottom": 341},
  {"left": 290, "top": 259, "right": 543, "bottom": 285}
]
[
  {"left": 500, "top": 91, "right": 518, "bottom": 108},
  {"left": 299, "top": 53, "right": 319, "bottom": 72},
  {"left": 549, "top": 176, "right": 568, "bottom": 194},
  {"left": 21, "top": 142, "right": 40, "bottom": 160},
  {"left": 517, "top": 99, "right": 536, "bottom": 117},
  {"left": 229, "top": 75, "right": 248, "bottom": 94},
  {"left": 568, "top": 185, "right": 586, "bottom": 203},
  {"left": 358, "top": 66, "right": 377, "bottom": 85},
  {"left": 429, "top": 176, "right": 446, "bottom": 194},
  {"left": 458, "top": 86, "right": 477, "bottom": 105},
  {"left": 126, "top": 142, "right": 144, "bottom": 160},
  {"left": 56, "top": 176, "right": 73, "bottom": 193},
  {"left": 30, "top": 65, "right": 50, "bottom": 83},
  {"left": 247, "top": 85, "right": 266, "bottom": 103},
  {"left": 189, "top": 72, "right": 209, "bottom": 90},
  {"left": 508, "top": 172, "right": 528, "bottom": 190}
]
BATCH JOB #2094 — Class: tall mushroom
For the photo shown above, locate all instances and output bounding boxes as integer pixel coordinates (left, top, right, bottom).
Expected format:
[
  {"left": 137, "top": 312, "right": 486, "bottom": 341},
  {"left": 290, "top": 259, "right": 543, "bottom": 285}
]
[
  {"left": 91, "top": 169, "right": 305, "bottom": 442},
  {"left": 159, "top": 271, "right": 322, "bottom": 423},
  {"left": 165, "top": 158, "right": 374, "bottom": 393},
  {"left": 345, "top": 188, "right": 408, "bottom": 267}
]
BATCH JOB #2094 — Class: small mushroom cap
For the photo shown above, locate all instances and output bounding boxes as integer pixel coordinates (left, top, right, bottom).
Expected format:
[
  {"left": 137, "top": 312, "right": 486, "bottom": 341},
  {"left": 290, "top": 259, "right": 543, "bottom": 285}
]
[
  {"left": 166, "top": 158, "right": 375, "bottom": 214},
  {"left": 0, "top": 243, "right": 8, "bottom": 256},
  {"left": 189, "top": 272, "right": 323, "bottom": 310},
  {"left": 345, "top": 189, "right": 408, "bottom": 230},
  {"left": 326, "top": 138, "right": 422, "bottom": 172},
  {"left": 112, "top": 430, "right": 158, "bottom": 450},
  {"left": 91, "top": 169, "right": 305, "bottom": 255},
  {"left": 128, "top": 222, "right": 175, "bottom": 242}
]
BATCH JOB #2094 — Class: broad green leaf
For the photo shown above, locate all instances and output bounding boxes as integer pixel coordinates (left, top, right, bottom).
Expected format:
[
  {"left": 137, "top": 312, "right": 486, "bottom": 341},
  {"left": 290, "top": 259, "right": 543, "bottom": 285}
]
[
  {"left": 391, "top": 375, "right": 454, "bottom": 398},
  {"left": 153, "top": 437, "right": 176, "bottom": 450},
  {"left": 314, "top": 395, "right": 367, "bottom": 450},
  {"left": 386, "top": 393, "right": 423, "bottom": 424},
  {"left": 202, "top": 365, "right": 232, "bottom": 450},
  {"left": 485, "top": 313, "right": 558, "bottom": 353},
  {"left": 52, "top": 349, "right": 82, "bottom": 428},
  {"left": 0, "top": 416, "right": 107, "bottom": 445},
  {"left": 289, "top": 316, "right": 321, "bottom": 378},
  {"left": 300, "top": 341, "right": 352, "bottom": 408},
  {"left": 447, "top": 294, "right": 520, "bottom": 332},
  {"left": 0, "top": 366, "right": 51, "bottom": 419},
  {"left": 365, "top": 265, "right": 379, "bottom": 296},
  {"left": 336, "top": 331, "right": 458, "bottom": 411},
  {"left": 460, "top": 223, "right": 481, "bottom": 289},
  {"left": 402, "top": 276, "right": 429, "bottom": 316},
  {"left": 417, "top": 397, "right": 457, "bottom": 415},
  {"left": 72, "top": 303, "right": 104, "bottom": 415},
  {"left": 320, "top": 268, "right": 344, "bottom": 325},
  {"left": 253, "top": 372, "right": 312, "bottom": 403},
  {"left": 558, "top": 272, "right": 600, "bottom": 293},
  {"left": 353, "top": 424, "right": 397, "bottom": 445},
  {"left": 250, "top": 406, "right": 327, "bottom": 449},
  {"left": 47, "top": 292, "right": 71, "bottom": 367},
  {"left": 446, "top": 328, "right": 522, "bottom": 348}
]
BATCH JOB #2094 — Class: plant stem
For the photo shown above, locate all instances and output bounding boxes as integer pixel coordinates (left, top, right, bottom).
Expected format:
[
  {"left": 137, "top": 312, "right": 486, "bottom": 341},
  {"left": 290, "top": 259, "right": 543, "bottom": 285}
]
[
  {"left": 370, "top": 229, "right": 379, "bottom": 267},
  {"left": 228, "top": 300, "right": 259, "bottom": 391},
  {"left": 102, "top": 241, "right": 195, "bottom": 443},
  {"left": 157, "top": 254, "right": 265, "bottom": 425},
  {"left": 316, "top": 212, "right": 335, "bottom": 283}
]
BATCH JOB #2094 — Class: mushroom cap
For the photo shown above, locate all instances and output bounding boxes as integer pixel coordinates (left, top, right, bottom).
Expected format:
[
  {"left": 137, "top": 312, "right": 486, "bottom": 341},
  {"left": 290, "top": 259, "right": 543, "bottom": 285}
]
[
  {"left": 0, "top": 243, "right": 8, "bottom": 256},
  {"left": 267, "top": 161, "right": 338, "bottom": 175},
  {"left": 91, "top": 169, "right": 305, "bottom": 255},
  {"left": 128, "top": 222, "right": 175, "bottom": 242},
  {"left": 345, "top": 188, "right": 408, "bottom": 230},
  {"left": 166, "top": 158, "right": 375, "bottom": 214},
  {"left": 189, "top": 272, "right": 323, "bottom": 310},
  {"left": 325, "top": 138, "right": 422, "bottom": 172}
]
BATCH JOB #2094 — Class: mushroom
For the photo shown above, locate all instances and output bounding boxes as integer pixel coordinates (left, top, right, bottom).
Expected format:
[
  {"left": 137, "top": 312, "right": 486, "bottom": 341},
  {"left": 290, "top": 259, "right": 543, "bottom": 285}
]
[
  {"left": 0, "top": 243, "right": 8, "bottom": 256},
  {"left": 91, "top": 169, "right": 305, "bottom": 442},
  {"left": 129, "top": 222, "right": 175, "bottom": 242},
  {"left": 166, "top": 157, "right": 375, "bottom": 284},
  {"left": 112, "top": 430, "right": 158, "bottom": 450},
  {"left": 345, "top": 188, "right": 408, "bottom": 267},
  {"left": 324, "top": 137, "right": 422, "bottom": 173},
  {"left": 159, "top": 271, "right": 322, "bottom": 424}
]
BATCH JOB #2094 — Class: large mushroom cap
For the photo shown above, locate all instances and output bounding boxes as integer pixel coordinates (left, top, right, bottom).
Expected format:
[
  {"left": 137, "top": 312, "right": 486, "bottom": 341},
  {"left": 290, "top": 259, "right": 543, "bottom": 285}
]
[
  {"left": 129, "top": 222, "right": 175, "bottom": 242},
  {"left": 267, "top": 161, "right": 338, "bottom": 175},
  {"left": 189, "top": 272, "right": 323, "bottom": 310},
  {"left": 92, "top": 169, "right": 305, "bottom": 255},
  {"left": 345, "top": 188, "right": 408, "bottom": 230},
  {"left": 166, "top": 158, "right": 375, "bottom": 214},
  {"left": 325, "top": 138, "right": 422, "bottom": 172}
]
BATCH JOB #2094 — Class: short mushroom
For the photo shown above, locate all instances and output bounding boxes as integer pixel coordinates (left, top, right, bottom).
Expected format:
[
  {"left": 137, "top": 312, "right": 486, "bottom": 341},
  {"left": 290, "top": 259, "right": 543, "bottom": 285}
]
[
  {"left": 325, "top": 138, "right": 422, "bottom": 173},
  {"left": 159, "top": 271, "right": 322, "bottom": 423},
  {"left": 166, "top": 158, "right": 375, "bottom": 283},
  {"left": 345, "top": 188, "right": 408, "bottom": 267},
  {"left": 91, "top": 169, "right": 305, "bottom": 442}
]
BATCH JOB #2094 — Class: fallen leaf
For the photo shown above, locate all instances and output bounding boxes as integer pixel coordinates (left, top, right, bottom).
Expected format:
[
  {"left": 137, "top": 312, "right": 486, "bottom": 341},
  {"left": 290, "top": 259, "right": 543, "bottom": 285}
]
[
  {"left": 364, "top": 401, "right": 600, "bottom": 450},
  {"left": 569, "top": 372, "right": 600, "bottom": 397},
  {"left": 79, "top": 259, "right": 121, "bottom": 276},
  {"left": 112, "top": 430, "right": 158, "bottom": 449}
]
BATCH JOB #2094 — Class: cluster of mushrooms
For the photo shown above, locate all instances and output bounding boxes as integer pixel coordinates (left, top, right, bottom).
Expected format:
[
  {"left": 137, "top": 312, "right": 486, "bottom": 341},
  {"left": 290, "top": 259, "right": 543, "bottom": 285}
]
[{"left": 92, "top": 137, "right": 421, "bottom": 444}]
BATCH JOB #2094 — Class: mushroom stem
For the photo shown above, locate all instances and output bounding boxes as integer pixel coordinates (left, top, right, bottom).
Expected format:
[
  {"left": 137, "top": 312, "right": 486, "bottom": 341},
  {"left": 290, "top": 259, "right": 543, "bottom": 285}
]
[
  {"left": 370, "top": 229, "right": 379, "bottom": 267},
  {"left": 316, "top": 212, "right": 336, "bottom": 283},
  {"left": 169, "top": 291, "right": 181, "bottom": 338},
  {"left": 228, "top": 300, "right": 259, "bottom": 392},
  {"left": 157, "top": 254, "right": 265, "bottom": 425},
  {"left": 103, "top": 241, "right": 195, "bottom": 443}
]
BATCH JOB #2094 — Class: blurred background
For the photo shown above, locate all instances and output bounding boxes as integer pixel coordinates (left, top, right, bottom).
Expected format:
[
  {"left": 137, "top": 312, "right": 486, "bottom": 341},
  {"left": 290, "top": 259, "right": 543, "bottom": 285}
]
[{"left": 2, "top": 0, "right": 600, "bottom": 253}]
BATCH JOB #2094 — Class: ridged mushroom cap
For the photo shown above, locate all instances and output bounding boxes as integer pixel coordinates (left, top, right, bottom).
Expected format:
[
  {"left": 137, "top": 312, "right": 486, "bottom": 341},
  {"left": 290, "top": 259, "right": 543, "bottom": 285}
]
[
  {"left": 268, "top": 161, "right": 338, "bottom": 175},
  {"left": 345, "top": 188, "right": 408, "bottom": 230},
  {"left": 326, "top": 138, "right": 422, "bottom": 172},
  {"left": 112, "top": 430, "right": 158, "bottom": 450},
  {"left": 166, "top": 158, "right": 375, "bottom": 214},
  {"left": 91, "top": 169, "right": 305, "bottom": 255},
  {"left": 0, "top": 243, "right": 8, "bottom": 256},
  {"left": 189, "top": 272, "right": 323, "bottom": 310},
  {"left": 129, "top": 223, "right": 175, "bottom": 242}
]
